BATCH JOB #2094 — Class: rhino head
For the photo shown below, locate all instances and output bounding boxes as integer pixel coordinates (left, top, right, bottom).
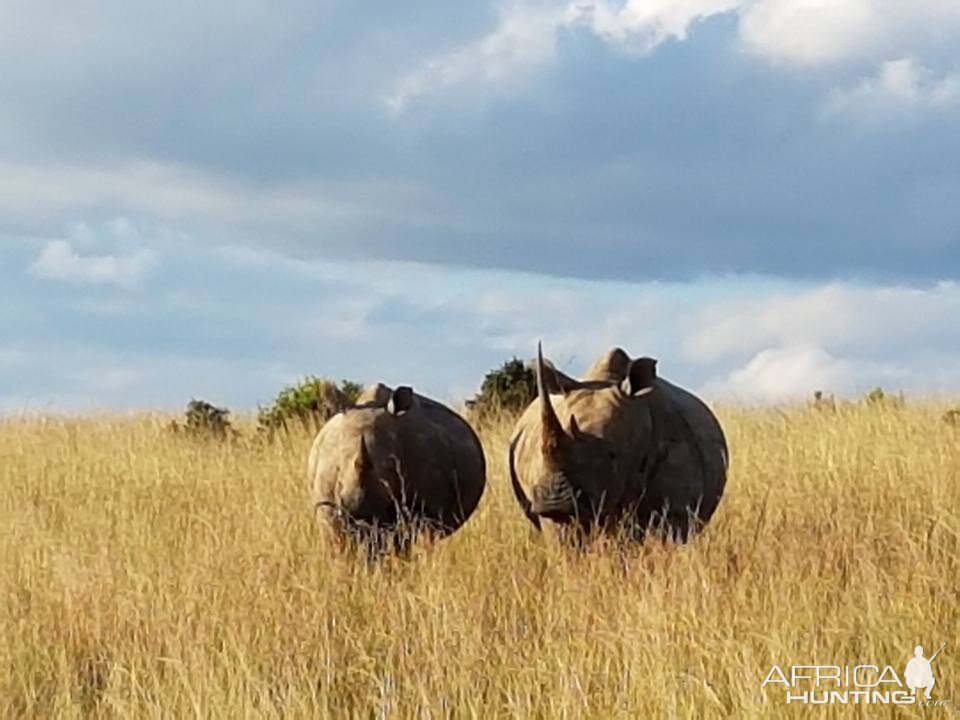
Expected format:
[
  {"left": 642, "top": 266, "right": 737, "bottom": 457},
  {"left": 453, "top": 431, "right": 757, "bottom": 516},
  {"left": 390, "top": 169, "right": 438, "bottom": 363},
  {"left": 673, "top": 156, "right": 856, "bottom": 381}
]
[{"left": 510, "top": 344, "right": 657, "bottom": 530}]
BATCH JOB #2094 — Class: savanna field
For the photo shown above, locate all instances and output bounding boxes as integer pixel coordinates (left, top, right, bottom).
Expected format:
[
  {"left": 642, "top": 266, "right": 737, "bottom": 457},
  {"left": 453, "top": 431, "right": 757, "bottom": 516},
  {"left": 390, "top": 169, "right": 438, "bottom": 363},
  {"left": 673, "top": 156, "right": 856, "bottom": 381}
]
[{"left": 2, "top": 401, "right": 959, "bottom": 718}]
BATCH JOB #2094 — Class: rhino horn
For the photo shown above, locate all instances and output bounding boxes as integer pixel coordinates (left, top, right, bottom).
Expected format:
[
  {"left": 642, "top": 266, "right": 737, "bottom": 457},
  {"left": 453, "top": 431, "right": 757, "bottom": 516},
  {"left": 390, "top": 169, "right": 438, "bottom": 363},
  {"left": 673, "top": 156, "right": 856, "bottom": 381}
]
[{"left": 537, "top": 342, "right": 568, "bottom": 458}]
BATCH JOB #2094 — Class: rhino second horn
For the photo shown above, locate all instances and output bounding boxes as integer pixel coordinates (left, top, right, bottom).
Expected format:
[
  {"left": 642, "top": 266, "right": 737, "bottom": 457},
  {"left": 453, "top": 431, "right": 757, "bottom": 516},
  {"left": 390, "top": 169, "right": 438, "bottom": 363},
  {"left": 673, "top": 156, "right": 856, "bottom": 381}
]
[{"left": 536, "top": 342, "right": 568, "bottom": 457}]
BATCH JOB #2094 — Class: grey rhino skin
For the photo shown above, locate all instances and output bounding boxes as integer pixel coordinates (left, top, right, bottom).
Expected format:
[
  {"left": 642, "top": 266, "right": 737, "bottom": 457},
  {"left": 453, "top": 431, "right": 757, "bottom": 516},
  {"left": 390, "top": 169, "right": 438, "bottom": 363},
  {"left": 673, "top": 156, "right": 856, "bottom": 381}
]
[
  {"left": 509, "top": 345, "right": 727, "bottom": 542},
  {"left": 309, "top": 383, "right": 485, "bottom": 551}
]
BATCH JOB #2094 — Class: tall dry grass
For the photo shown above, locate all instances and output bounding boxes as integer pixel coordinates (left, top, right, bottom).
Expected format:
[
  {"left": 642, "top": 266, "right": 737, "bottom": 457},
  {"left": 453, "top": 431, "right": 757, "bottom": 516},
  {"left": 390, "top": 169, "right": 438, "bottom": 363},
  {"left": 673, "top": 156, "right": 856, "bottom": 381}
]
[{"left": 1, "top": 401, "right": 959, "bottom": 718}]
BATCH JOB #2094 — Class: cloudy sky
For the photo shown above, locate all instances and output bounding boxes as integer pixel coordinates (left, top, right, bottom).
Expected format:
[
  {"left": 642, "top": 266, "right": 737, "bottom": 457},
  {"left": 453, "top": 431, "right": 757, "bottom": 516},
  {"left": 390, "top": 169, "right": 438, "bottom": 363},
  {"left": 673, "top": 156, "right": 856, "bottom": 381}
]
[{"left": 3, "top": 0, "right": 960, "bottom": 411}]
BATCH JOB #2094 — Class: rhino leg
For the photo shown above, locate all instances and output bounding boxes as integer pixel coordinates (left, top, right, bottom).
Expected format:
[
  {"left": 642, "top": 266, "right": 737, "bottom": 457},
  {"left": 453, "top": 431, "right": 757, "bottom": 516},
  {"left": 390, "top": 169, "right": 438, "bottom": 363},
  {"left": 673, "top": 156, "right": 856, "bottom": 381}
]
[
  {"left": 639, "top": 505, "right": 706, "bottom": 543},
  {"left": 314, "top": 500, "right": 405, "bottom": 560},
  {"left": 661, "top": 511, "right": 693, "bottom": 543}
]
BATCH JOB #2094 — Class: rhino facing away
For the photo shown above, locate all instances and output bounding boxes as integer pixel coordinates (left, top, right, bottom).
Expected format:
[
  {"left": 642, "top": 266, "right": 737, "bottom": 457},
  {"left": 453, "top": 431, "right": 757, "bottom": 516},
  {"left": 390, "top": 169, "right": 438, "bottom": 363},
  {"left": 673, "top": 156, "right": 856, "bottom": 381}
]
[
  {"left": 509, "top": 345, "right": 728, "bottom": 542},
  {"left": 309, "top": 383, "right": 486, "bottom": 552}
]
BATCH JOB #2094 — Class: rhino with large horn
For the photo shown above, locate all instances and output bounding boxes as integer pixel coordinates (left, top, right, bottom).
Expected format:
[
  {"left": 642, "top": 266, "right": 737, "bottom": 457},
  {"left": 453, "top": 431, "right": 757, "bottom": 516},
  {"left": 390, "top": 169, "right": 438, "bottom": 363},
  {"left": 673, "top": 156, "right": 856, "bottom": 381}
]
[
  {"left": 309, "top": 383, "right": 486, "bottom": 553},
  {"left": 509, "top": 344, "right": 727, "bottom": 542}
]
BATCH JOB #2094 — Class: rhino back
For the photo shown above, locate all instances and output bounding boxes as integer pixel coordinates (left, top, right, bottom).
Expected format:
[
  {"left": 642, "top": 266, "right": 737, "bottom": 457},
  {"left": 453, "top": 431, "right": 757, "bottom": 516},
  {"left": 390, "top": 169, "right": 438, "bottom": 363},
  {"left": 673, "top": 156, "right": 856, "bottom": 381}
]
[{"left": 415, "top": 395, "right": 486, "bottom": 517}]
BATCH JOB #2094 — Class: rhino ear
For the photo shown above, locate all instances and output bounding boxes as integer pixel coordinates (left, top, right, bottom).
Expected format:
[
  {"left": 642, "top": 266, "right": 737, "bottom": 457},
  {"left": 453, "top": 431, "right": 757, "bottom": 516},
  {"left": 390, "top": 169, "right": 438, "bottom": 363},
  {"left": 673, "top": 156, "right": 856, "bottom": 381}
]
[
  {"left": 387, "top": 386, "right": 416, "bottom": 416},
  {"left": 356, "top": 382, "right": 392, "bottom": 406},
  {"left": 621, "top": 357, "right": 657, "bottom": 397}
]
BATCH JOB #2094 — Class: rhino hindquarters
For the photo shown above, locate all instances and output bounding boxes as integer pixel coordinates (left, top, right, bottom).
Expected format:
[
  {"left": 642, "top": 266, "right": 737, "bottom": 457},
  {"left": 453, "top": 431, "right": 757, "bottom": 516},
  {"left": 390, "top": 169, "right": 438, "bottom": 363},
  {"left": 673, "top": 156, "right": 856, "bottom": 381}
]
[{"left": 631, "top": 442, "right": 717, "bottom": 542}]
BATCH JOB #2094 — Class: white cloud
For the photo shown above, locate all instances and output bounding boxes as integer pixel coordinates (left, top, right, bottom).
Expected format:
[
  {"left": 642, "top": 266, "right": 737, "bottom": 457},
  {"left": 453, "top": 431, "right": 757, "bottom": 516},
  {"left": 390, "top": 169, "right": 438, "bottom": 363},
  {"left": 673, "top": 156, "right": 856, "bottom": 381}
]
[
  {"left": 738, "top": 0, "right": 880, "bottom": 65},
  {"left": 0, "top": 158, "right": 454, "bottom": 251},
  {"left": 575, "top": 0, "right": 741, "bottom": 54},
  {"left": 740, "top": 0, "right": 960, "bottom": 66},
  {"left": 8, "top": 243, "right": 960, "bottom": 409},
  {"left": 686, "top": 281, "right": 960, "bottom": 401},
  {"left": 389, "top": 0, "right": 960, "bottom": 109},
  {"left": 467, "top": 277, "right": 960, "bottom": 404},
  {"left": 684, "top": 284, "right": 855, "bottom": 363},
  {"left": 31, "top": 240, "right": 154, "bottom": 288},
  {"left": 388, "top": 0, "right": 740, "bottom": 110},
  {"left": 386, "top": 4, "right": 566, "bottom": 112},
  {"left": 0, "top": 160, "right": 348, "bottom": 231},
  {"left": 684, "top": 282, "right": 960, "bottom": 364},
  {"left": 703, "top": 345, "right": 854, "bottom": 401},
  {"left": 29, "top": 220, "right": 157, "bottom": 288},
  {"left": 825, "top": 58, "right": 960, "bottom": 116}
]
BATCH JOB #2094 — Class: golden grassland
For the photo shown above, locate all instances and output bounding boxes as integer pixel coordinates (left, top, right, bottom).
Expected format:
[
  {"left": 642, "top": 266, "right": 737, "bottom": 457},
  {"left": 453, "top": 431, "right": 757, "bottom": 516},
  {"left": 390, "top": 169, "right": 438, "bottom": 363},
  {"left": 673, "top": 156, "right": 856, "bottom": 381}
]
[{"left": 2, "top": 401, "right": 959, "bottom": 718}]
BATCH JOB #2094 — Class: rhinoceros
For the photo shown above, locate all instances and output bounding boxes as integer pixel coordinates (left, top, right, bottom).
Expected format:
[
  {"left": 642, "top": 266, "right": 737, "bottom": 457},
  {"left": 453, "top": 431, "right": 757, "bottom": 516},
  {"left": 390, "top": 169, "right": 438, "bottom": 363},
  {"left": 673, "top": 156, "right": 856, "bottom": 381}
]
[
  {"left": 508, "top": 345, "right": 727, "bottom": 542},
  {"left": 308, "top": 382, "right": 486, "bottom": 553}
]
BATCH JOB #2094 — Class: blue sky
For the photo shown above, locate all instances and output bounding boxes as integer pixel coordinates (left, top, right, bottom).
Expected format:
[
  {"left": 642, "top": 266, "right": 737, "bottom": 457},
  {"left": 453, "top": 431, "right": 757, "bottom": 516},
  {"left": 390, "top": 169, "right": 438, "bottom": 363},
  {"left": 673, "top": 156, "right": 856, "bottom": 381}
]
[{"left": 2, "top": 1, "right": 960, "bottom": 411}]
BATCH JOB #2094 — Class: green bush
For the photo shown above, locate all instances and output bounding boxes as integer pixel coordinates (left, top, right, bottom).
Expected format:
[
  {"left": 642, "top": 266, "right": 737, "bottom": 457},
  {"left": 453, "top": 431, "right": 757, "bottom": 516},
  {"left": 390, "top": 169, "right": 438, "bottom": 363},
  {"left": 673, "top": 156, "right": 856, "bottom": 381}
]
[
  {"left": 169, "top": 399, "right": 236, "bottom": 440},
  {"left": 339, "top": 380, "right": 364, "bottom": 403},
  {"left": 257, "top": 377, "right": 362, "bottom": 435},
  {"left": 467, "top": 357, "right": 537, "bottom": 420}
]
